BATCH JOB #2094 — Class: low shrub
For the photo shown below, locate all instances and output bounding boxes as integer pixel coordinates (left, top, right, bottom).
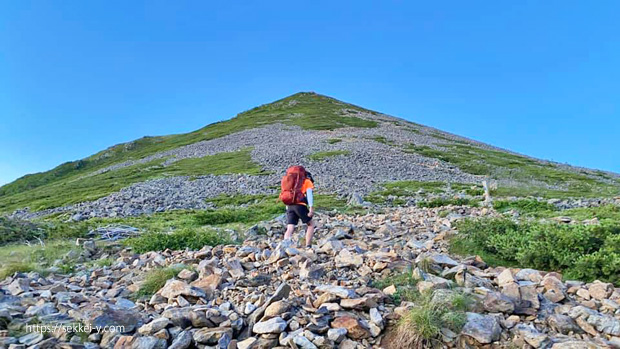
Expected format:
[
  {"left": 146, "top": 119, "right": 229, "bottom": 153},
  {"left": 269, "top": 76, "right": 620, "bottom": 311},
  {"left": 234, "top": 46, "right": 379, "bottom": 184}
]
[
  {"left": 451, "top": 218, "right": 620, "bottom": 283},
  {"left": 0, "top": 217, "right": 46, "bottom": 246},
  {"left": 417, "top": 197, "right": 479, "bottom": 208},
  {"left": 493, "top": 199, "right": 557, "bottom": 213},
  {"left": 44, "top": 222, "right": 90, "bottom": 240},
  {"left": 124, "top": 229, "right": 232, "bottom": 253}
]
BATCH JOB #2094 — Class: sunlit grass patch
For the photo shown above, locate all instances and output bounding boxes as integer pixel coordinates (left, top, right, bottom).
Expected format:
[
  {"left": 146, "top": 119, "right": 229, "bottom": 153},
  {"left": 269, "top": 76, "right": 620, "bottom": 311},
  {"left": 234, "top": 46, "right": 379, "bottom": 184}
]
[{"left": 0, "top": 240, "right": 81, "bottom": 279}]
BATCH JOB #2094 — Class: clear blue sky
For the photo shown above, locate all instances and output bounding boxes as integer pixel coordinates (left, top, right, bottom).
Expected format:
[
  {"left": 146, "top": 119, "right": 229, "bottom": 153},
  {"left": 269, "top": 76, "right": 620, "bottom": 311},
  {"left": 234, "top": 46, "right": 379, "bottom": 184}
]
[{"left": 2, "top": 1, "right": 619, "bottom": 186}]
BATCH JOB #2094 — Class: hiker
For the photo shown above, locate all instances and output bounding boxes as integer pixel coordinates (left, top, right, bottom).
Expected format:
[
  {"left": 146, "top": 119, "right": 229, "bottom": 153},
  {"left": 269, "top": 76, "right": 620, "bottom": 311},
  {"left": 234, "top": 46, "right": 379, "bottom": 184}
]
[{"left": 279, "top": 166, "right": 316, "bottom": 247}]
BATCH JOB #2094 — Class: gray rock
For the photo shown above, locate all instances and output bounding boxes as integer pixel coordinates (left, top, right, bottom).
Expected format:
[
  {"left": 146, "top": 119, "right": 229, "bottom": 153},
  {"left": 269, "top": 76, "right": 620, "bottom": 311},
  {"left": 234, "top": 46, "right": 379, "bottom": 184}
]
[
  {"left": 130, "top": 336, "right": 167, "bottom": 349},
  {"left": 69, "top": 303, "right": 142, "bottom": 333},
  {"left": 460, "top": 312, "right": 501, "bottom": 344},
  {"left": 430, "top": 254, "right": 459, "bottom": 267},
  {"left": 236, "top": 337, "right": 258, "bottom": 349},
  {"left": 168, "top": 330, "right": 192, "bottom": 349},
  {"left": 25, "top": 303, "right": 57, "bottom": 317},
  {"left": 137, "top": 317, "right": 170, "bottom": 335},
  {"left": 315, "top": 285, "right": 356, "bottom": 299},
  {"left": 514, "top": 324, "right": 551, "bottom": 348},
  {"left": 18, "top": 333, "right": 43, "bottom": 346},
  {"left": 515, "top": 269, "right": 543, "bottom": 282},
  {"left": 293, "top": 335, "right": 318, "bottom": 349},
  {"left": 327, "top": 328, "right": 347, "bottom": 343},
  {"left": 192, "top": 327, "right": 233, "bottom": 345},
  {"left": 586, "top": 313, "right": 620, "bottom": 336},
  {"left": 158, "top": 279, "right": 206, "bottom": 299},
  {"left": 483, "top": 292, "right": 515, "bottom": 314},
  {"left": 369, "top": 308, "right": 383, "bottom": 327},
  {"left": 253, "top": 317, "right": 287, "bottom": 334},
  {"left": 547, "top": 314, "right": 582, "bottom": 335},
  {"left": 8, "top": 279, "right": 30, "bottom": 295}
]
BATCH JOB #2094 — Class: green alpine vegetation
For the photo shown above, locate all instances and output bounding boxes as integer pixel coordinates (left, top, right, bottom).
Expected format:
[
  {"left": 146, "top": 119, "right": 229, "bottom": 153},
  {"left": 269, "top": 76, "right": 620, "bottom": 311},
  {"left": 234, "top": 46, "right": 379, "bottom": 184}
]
[
  {"left": 492, "top": 199, "right": 558, "bottom": 213},
  {"left": 126, "top": 229, "right": 232, "bottom": 254},
  {"left": 366, "top": 180, "right": 483, "bottom": 205},
  {"left": 0, "top": 217, "right": 46, "bottom": 245},
  {"left": 370, "top": 136, "right": 395, "bottom": 145},
  {"left": 405, "top": 143, "right": 618, "bottom": 198},
  {"left": 372, "top": 268, "right": 419, "bottom": 305},
  {"left": 492, "top": 200, "right": 620, "bottom": 223},
  {"left": 417, "top": 197, "right": 479, "bottom": 208},
  {"left": 451, "top": 218, "right": 620, "bottom": 283},
  {"left": 531, "top": 204, "right": 620, "bottom": 222},
  {"left": 0, "top": 149, "right": 263, "bottom": 212},
  {"left": 0, "top": 240, "right": 84, "bottom": 280}
]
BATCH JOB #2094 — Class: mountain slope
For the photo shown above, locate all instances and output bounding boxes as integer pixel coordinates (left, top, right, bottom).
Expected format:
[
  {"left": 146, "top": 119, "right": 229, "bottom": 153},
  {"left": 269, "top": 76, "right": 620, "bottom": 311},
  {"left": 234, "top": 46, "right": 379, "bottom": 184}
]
[{"left": 1, "top": 92, "right": 619, "bottom": 217}]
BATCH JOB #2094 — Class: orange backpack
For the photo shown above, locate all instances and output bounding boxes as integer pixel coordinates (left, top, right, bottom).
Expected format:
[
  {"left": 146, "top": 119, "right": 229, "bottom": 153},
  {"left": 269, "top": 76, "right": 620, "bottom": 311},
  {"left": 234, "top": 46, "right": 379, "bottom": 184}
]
[{"left": 279, "top": 166, "right": 307, "bottom": 205}]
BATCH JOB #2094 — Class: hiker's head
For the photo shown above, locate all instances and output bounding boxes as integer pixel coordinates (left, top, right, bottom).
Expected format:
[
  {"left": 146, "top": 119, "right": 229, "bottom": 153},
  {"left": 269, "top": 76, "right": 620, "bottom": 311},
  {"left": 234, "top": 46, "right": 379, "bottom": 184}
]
[{"left": 306, "top": 171, "right": 314, "bottom": 183}]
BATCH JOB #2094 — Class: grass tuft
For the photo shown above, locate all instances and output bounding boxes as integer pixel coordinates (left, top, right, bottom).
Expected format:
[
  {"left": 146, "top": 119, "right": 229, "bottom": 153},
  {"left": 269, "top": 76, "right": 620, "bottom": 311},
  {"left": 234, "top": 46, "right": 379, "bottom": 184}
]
[
  {"left": 394, "top": 291, "right": 472, "bottom": 347},
  {"left": 373, "top": 268, "right": 419, "bottom": 305},
  {"left": 136, "top": 266, "right": 185, "bottom": 298}
]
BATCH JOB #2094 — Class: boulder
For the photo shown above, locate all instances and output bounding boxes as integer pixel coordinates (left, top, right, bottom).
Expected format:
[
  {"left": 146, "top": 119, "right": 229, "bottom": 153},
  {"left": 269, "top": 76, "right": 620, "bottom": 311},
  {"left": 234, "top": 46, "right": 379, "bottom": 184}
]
[
  {"left": 460, "top": 312, "right": 501, "bottom": 344},
  {"left": 8, "top": 279, "right": 30, "bottom": 296},
  {"left": 514, "top": 324, "right": 551, "bottom": 348},
  {"left": 483, "top": 292, "right": 515, "bottom": 314},
  {"left": 252, "top": 317, "right": 287, "bottom": 334},
  {"left": 137, "top": 317, "right": 170, "bottom": 335},
  {"left": 588, "top": 281, "right": 613, "bottom": 300},
  {"left": 547, "top": 314, "right": 582, "bottom": 335},
  {"left": 335, "top": 249, "right": 363, "bottom": 268},
  {"left": 331, "top": 316, "right": 370, "bottom": 339},
  {"left": 158, "top": 280, "right": 206, "bottom": 299},
  {"left": 315, "top": 285, "right": 356, "bottom": 299},
  {"left": 192, "top": 327, "right": 233, "bottom": 345}
]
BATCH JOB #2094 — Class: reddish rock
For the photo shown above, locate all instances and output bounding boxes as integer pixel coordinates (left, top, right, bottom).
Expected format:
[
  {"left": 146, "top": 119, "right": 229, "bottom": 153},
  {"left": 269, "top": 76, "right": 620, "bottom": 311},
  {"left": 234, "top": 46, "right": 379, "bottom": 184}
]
[{"left": 331, "top": 316, "right": 370, "bottom": 339}]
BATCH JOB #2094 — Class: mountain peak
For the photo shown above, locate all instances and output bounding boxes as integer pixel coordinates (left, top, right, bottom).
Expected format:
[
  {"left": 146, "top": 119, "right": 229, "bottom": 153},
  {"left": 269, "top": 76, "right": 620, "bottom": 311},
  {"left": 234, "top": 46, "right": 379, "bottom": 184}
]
[{"left": 1, "top": 92, "right": 619, "bottom": 215}]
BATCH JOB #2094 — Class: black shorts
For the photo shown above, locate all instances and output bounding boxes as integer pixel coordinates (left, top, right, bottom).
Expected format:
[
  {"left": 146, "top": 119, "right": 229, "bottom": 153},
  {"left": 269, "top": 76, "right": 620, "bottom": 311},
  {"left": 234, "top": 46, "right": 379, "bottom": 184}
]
[{"left": 286, "top": 204, "right": 312, "bottom": 225}]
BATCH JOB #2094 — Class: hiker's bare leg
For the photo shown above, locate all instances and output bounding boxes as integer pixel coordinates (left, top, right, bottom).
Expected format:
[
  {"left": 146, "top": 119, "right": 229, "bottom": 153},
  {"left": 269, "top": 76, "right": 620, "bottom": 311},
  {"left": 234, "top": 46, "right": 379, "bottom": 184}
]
[
  {"left": 284, "top": 224, "right": 295, "bottom": 240},
  {"left": 305, "top": 220, "right": 315, "bottom": 247}
]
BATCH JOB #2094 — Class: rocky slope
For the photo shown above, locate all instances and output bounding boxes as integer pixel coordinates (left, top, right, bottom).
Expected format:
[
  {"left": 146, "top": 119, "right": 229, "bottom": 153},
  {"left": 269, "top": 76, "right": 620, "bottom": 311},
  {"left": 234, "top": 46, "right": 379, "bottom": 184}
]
[
  {"left": 2, "top": 207, "right": 620, "bottom": 348},
  {"left": 3, "top": 92, "right": 619, "bottom": 220}
]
